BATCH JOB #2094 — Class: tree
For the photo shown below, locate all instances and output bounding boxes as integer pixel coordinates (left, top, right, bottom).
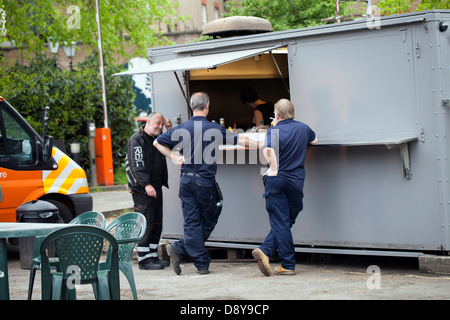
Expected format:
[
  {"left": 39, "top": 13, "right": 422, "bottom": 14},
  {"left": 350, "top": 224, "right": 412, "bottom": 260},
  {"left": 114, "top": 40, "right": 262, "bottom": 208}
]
[
  {"left": 224, "top": 0, "right": 336, "bottom": 31},
  {"left": 0, "top": 0, "right": 186, "bottom": 176},
  {"left": 0, "top": 55, "right": 136, "bottom": 173},
  {"left": 224, "top": 0, "right": 450, "bottom": 30},
  {"left": 0, "top": 0, "right": 185, "bottom": 63},
  {"left": 419, "top": 0, "right": 450, "bottom": 10},
  {"left": 376, "top": 0, "right": 450, "bottom": 15}
]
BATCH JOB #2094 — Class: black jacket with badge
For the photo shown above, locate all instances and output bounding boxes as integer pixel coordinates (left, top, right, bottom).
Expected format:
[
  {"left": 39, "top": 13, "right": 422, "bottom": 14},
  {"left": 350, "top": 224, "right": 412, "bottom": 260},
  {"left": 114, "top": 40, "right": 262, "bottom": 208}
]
[{"left": 126, "top": 126, "right": 169, "bottom": 194}]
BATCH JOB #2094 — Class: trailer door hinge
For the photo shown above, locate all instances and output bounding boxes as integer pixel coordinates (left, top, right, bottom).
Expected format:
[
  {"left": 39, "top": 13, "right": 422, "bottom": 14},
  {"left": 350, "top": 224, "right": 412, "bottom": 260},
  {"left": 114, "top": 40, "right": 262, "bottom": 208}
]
[
  {"left": 415, "top": 42, "right": 421, "bottom": 59},
  {"left": 441, "top": 99, "right": 450, "bottom": 108}
]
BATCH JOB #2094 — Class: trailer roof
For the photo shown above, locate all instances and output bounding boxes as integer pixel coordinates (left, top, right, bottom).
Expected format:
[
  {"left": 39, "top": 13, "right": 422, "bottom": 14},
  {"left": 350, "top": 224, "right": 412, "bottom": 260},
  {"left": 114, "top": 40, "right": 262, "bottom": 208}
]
[
  {"left": 147, "top": 10, "right": 450, "bottom": 56},
  {"left": 114, "top": 10, "right": 450, "bottom": 78}
]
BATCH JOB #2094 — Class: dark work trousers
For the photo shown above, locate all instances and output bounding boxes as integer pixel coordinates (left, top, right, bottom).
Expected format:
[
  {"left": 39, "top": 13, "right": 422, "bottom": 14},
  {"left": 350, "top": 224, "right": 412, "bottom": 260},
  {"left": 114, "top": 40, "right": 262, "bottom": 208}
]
[
  {"left": 259, "top": 176, "right": 304, "bottom": 270},
  {"left": 132, "top": 189, "right": 163, "bottom": 263},
  {"left": 173, "top": 173, "right": 222, "bottom": 270}
]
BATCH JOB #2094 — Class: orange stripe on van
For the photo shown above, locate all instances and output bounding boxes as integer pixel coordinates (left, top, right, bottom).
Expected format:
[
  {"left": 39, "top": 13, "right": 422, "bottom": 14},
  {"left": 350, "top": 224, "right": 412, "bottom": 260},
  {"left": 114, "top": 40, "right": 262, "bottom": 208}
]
[
  {"left": 57, "top": 169, "right": 87, "bottom": 194},
  {"left": 77, "top": 186, "right": 90, "bottom": 194},
  {"left": 43, "top": 154, "right": 70, "bottom": 192}
]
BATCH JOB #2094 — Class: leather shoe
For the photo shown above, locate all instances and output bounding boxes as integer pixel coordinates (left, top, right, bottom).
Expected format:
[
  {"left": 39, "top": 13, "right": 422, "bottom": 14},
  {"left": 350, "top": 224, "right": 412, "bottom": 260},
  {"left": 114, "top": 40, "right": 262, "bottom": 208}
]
[
  {"left": 252, "top": 248, "right": 271, "bottom": 276},
  {"left": 197, "top": 268, "right": 209, "bottom": 275},
  {"left": 274, "top": 265, "right": 295, "bottom": 275},
  {"left": 159, "top": 259, "right": 170, "bottom": 268},
  {"left": 166, "top": 244, "right": 182, "bottom": 275}
]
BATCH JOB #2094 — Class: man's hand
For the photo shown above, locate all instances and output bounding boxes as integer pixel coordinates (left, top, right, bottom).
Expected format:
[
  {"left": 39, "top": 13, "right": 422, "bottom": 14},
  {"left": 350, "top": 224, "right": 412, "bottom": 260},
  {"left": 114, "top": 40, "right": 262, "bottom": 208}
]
[
  {"left": 165, "top": 118, "right": 173, "bottom": 131},
  {"left": 265, "top": 167, "right": 278, "bottom": 176},
  {"left": 153, "top": 140, "right": 185, "bottom": 167},
  {"left": 145, "top": 184, "right": 157, "bottom": 198},
  {"left": 176, "top": 155, "right": 185, "bottom": 167},
  {"left": 263, "top": 147, "right": 278, "bottom": 176},
  {"left": 237, "top": 135, "right": 264, "bottom": 149}
]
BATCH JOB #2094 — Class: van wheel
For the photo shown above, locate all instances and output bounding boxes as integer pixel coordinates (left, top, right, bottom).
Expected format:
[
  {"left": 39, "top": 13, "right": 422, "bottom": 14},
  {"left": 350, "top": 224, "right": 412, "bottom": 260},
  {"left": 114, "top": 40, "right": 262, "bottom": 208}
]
[{"left": 45, "top": 199, "right": 73, "bottom": 223}]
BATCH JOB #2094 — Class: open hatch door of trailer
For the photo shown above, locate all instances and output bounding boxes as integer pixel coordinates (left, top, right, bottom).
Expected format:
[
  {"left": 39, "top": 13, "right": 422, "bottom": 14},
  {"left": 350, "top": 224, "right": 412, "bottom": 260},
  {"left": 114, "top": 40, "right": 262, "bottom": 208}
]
[{"left": 114, "top": 45, "right": 284, "bottom": 76}]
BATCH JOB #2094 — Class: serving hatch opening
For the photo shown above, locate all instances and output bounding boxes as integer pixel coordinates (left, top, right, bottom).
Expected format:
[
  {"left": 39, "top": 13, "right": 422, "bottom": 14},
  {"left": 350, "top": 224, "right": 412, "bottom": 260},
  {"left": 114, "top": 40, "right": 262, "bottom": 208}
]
[
  {"left": 188, "top": 47, "right": 290, "bottom": 131},
  {"left": 114, "top": 45, "right": 290, "bottom": 132}
]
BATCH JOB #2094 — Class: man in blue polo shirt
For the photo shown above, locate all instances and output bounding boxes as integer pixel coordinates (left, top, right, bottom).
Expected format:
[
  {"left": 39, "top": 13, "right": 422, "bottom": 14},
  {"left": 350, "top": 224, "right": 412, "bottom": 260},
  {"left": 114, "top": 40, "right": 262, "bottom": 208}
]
[
  {"left": 154, "top": 92, "right": 259, "bottom": 275},
  {"left": 252, "top": 98, "right": 317, "bottom": 276}
]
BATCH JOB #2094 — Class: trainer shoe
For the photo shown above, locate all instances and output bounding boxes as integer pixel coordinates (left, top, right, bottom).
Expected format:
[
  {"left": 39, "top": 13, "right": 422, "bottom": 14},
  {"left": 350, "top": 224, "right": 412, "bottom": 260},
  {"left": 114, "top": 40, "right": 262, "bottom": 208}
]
[
  {"left": 252, "top": 248, "right": 271, "bottom": 276},
  {"left": 166, "top": 244, "right": 182, "bottom": 275},
  {"left": 274, "top": 266, "right": 295, "bottom": 276}
]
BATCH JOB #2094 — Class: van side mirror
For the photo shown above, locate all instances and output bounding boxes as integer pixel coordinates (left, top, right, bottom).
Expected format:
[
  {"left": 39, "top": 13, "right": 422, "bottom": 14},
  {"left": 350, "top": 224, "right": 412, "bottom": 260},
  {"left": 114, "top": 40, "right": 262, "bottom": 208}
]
[{"left": 43, "top": 136, "right": 54, "bottom": 162}]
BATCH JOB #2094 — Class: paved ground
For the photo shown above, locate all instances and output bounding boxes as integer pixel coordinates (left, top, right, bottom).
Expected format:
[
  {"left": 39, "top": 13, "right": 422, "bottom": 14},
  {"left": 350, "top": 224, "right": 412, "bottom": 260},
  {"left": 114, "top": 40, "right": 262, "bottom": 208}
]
[
  {"left": 6, "top": 246, "right": 450, "bottom": 301},
  {"left": 5, "top": 188, "right": 450, "bottom": 304},
  {"left": 91, "top": 186, "right": 134, "bottom": 215}
]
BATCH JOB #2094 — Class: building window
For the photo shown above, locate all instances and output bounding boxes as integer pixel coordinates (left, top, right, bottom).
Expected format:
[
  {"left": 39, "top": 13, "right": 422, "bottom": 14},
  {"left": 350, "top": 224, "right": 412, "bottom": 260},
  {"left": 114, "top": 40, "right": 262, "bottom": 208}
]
[
  {"left": 202, "top": 4, "right": 207, "bottom": 26},
  {"left": 214, "top": 2, "right": 219, "bottom": 20}
]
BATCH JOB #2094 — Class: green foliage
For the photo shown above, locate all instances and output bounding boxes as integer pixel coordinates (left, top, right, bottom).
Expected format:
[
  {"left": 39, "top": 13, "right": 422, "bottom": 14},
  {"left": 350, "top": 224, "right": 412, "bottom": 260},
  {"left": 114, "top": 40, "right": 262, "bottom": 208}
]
[
  {"left": 224, "top": 0, "right": 336, "bottom": 30},
  {"left": 418, "top": 0, "right": 450, "bottom": 10},
  {"left": 377, "top": 0, "right": 414, "bottom": 15},
  {"left": 223, "top": 0, "right": 450, "bottom": 30},
  {"left": 0, "top": 55, "right": 136, "bottom": 174},
  {"left": 0, "top": 0, "right": 186, "bottom": 62},
  {"left": 377, "top": 0, "right": 450, "bottom": 15},
  {"left": 114, "top": 163, "right": 127, "bottom": 185}
]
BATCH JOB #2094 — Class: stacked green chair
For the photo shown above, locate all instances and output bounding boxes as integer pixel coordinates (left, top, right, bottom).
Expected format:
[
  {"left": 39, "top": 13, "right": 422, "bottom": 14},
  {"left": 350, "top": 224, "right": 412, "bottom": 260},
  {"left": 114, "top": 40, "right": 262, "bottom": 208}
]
[
  {"left": 100, "top": 212, "right": 146, "bottom": 300},
  {"left": 27, "top": 211, "right": 106, "bottom": 299},
  {"left": 65, "top": 211, "right": 106, "bottom": 228},
  {"left": 39, "top": 225, "right": 120, "bottom": 300}
]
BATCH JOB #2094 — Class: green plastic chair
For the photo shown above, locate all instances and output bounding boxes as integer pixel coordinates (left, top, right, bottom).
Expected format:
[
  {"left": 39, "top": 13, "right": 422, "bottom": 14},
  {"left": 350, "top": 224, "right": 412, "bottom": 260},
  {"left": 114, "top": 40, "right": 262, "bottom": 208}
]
[
  {"left": 66, "top": 211, "right": 106, "bottom": 228},
  {"left": 100, "top": 212, "right": 146, "bottom": 300},
  {"left": 27, "top": 211, "right": 106, "bottom": 299},
  {"left": 40, "top": 225, "right": 120, "bottom": 300}
]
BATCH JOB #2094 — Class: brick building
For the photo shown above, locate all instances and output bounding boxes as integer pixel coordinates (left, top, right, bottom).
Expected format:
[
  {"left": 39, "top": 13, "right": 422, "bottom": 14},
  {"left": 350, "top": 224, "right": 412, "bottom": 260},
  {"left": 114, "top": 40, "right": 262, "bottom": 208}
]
[{"left": 0, "top": 0, "right": 227, "bottom": 69}]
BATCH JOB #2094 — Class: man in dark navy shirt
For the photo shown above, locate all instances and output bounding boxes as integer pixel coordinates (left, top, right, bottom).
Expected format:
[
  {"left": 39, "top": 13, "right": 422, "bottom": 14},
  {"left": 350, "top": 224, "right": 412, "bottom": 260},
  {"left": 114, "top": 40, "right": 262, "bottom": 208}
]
[
  {"left": 154, "top": 92, "right": 260, "bottom": 275},
  {"left": 252, "top": 98, "right": 317, "bottom": 276}
]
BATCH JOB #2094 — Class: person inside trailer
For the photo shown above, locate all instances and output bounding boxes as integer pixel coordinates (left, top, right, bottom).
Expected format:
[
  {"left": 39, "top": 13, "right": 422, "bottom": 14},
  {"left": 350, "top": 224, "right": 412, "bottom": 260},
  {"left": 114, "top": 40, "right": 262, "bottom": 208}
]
[{"left": 240, "top": 86, "right": 275, "bottom": 128}]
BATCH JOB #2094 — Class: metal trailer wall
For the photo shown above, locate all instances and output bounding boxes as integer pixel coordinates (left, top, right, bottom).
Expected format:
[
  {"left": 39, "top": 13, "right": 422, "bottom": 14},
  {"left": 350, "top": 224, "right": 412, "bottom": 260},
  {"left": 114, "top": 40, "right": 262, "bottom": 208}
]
[{"left": 149, "top": 11, "right": 450, "bottom": 255}]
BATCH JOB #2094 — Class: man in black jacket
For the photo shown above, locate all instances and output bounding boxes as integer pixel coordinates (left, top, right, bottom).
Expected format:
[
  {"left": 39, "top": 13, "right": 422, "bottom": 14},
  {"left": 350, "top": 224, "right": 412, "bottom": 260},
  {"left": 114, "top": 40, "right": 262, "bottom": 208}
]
[{"left": 126, "top": 112, "right": 172, "bottom": 270}]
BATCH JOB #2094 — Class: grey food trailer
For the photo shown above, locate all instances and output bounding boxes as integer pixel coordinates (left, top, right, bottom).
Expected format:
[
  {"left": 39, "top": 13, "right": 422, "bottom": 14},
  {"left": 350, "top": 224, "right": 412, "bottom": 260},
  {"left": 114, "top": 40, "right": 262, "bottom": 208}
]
[{"left": 117, "top": 10, "right": 450, "bottom": 258}]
